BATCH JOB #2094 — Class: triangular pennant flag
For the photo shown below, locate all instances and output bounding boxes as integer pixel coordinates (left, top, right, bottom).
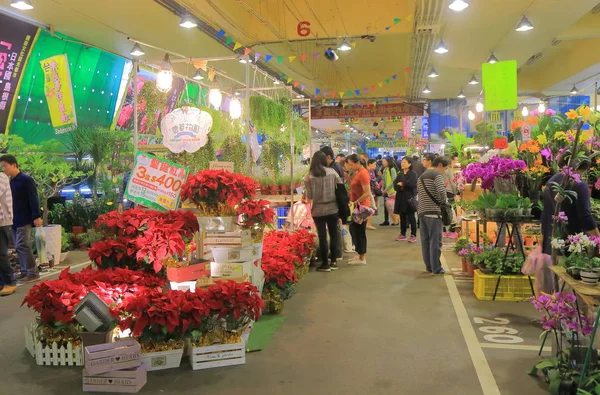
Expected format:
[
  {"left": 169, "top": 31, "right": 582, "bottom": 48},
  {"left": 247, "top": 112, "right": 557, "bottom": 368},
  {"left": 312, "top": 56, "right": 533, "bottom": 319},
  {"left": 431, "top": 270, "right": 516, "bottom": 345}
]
[
  {"left": 347, "top": 90, "right": 352, "bottom": 97},
  {"left": 233, "top": 42, "right": 242, "bottom": 51},
  {"left": 288, "top": 56, "right": 297, "bottom": 63},
  {"left": 385, "top": 98, "right": 389, "bottom": 103},
  {"left": 301, "top": 54, "right": 307, "bottom": 62},
  {"left": 277, "top": 56, "right": 284, "bottom": 64},
  {"left": 404, "top": 66, "right": 410, "bottom": 72},
  {"left": 396, "top": 93, "right": 402, "bottom": 98},
  {"left": 363, "top": 88, "right": 369, "bottom": 94},
  {"left": 254, "top": 53, "right": 262, "bottom": 62},
  {"left": 385, "top": 78, "right": 390, "bottom": 84},
  {"left": 287, "top": 77, "right": 293, "bottom": 84},
  {"left": 226, "top": 36, "right": 233, "bottom": 45},
  {"left": 321, "top": 99, "right": 325, "bottom": 104},
  {"left": 372, "top": 101, "right": 377, "bottom": 106},
  {"left": 355, "top": 90, "right": 360, "bottom": 96},
  {"left": 323, "top": 91, "right": 328, "bottom": 97},
  {"left": 351, "top": 41, "right": 357, "bottom": 48},
  {"left": 313, "top": 52, "right": 320, "bottom": 58},
  {"left": 392, "top": 74, "right": 397, "bottom": 80},
  {"left": 217, "top": 29, "right": 226, "bottom": 38},
  {"left": 371, "top": 85, "right": 376, "bottom": 90},
  {"left": 265, "top": 54, "right": 273, "bottom": 62},
  {"left": 377, "top": 100, "right": 382, "bottom": 104},
  {"left": 331, "top": 92, "right": 336, "bottom": 98},
  {"left": 405, "top": 14, "right": 413, "bottom": 22},
  {"left": 244, "top": 48, "right": 252, "bottom": 56},
  {"left": 316, "top": 88, "right": 321, "bottom": 95},
  {"left": 394, "top": 18, "right": 401, "bottom": 24},
  {"left": 301, "top": 84, "right": 306, "bottom": 90},
  {"left": 293, "top": 81, "right": 300, "bottom": 87},
  {"left": 378, "top": 82, "right": 383, "bottom": 87},
  {"left": 280, "top": 73, "right": 286, "bottom": 78},
  {"left": 385, "top": 26, "right": 391, "bottom": 31}
]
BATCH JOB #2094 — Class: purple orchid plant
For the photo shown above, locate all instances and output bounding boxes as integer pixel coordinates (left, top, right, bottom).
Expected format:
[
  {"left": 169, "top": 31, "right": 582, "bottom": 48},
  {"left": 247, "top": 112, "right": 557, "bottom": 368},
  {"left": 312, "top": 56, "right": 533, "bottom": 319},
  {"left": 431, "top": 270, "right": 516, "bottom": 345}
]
[{"left": 463, "top": 156, "right": 526, "bottom": 190}]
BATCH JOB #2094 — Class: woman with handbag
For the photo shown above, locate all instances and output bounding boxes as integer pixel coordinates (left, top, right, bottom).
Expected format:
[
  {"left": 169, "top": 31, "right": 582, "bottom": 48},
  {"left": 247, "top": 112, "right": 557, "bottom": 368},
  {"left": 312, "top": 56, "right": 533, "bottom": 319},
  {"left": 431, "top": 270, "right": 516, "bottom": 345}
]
[
  {"left": 346, "top": 154, "right": 374, "bottom": 266},
  {"left": 367, "top": 159, "right": 381, "bottom": 230},
  {"left": 393, "top": 157, "right": 418, "bottom": 243},
  {"left": 379, "top": 157, "right": 398, "bottom": 226},
  {"left": 304, "top": 151, "right": 343, "bottom": 272}
]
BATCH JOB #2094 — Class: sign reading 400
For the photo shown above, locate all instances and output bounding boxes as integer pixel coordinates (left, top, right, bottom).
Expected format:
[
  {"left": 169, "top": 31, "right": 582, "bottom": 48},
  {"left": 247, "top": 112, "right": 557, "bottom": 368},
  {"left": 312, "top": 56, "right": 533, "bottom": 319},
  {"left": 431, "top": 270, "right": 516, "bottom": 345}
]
[{"left": 125, "top": 152, "right": 189, "bottom": 211}]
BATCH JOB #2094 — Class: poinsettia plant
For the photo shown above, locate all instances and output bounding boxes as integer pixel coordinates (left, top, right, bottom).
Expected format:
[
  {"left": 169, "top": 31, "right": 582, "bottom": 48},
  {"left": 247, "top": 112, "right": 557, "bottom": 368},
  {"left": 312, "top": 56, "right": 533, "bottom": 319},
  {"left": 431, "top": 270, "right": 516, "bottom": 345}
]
[
  {"left": 181, "top": 170, "right": 257, "bottom": 216},
  {"left": 237, "top": 199, "right": 275, "bottom": 229}
]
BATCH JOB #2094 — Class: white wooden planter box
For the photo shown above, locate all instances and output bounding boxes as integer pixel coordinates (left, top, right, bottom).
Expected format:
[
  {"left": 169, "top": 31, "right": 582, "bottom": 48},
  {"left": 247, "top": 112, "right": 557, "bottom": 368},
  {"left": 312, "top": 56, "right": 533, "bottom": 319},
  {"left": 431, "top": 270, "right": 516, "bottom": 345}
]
[
  {"left": 188, "top": 340, "right": 246, "bottom": 370},
  {"left": 24, "top": 324, "right": 83, "bottom": 366},
  {"left": 169, "top": 281, "right": 198, "bottom": 292},
  {"left": 83, "top": 365, "right": 146, "bottom": 393},
  {"left": 141, "top": 348, "right": 184, "bottom": 371},
  {"left": 84, "top": 339, "right": 141, "bottom": 375},
  {"left": 253, "top": 242, "right": 263, "bottom": 260},
  {"left": 241, "top": 323, "right": 253, "bottom": 345}
]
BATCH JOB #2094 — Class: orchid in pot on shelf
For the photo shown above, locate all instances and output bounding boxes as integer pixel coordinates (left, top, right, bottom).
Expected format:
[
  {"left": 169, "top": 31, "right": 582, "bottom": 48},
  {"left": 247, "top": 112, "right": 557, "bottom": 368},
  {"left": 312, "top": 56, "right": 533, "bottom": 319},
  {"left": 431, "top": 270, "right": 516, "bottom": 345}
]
[
  {"left": 462, "top": 156, "right": 526, "bottom": 191},
  {"left": 553, "top": 233, "right": 600, "bottom": 284}
]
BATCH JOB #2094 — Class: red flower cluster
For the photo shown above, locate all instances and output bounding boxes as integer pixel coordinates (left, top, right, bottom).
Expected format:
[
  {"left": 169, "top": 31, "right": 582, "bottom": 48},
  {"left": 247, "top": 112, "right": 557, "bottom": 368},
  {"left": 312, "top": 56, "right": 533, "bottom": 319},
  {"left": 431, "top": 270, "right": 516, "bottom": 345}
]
[
  {"left": 90, "top": 209, "right": 199, "bottom": 273},
  {"left": 264, "top": 229, "right": 316, "bottom": 260},
  {"left": 119, "top": 281, "right": 263, "bottom": 342},
  {"left": 181, "top": 170, "right": 257, "bottom": 208},
  {"left": 21, "top": 267, "right": 165, "bottom": 325},
  {"left": 237, "top": 199, "right": 275, "bottom": 228},
  {"left": 260, "top": 230, "right": 316, "bottom": 289}
]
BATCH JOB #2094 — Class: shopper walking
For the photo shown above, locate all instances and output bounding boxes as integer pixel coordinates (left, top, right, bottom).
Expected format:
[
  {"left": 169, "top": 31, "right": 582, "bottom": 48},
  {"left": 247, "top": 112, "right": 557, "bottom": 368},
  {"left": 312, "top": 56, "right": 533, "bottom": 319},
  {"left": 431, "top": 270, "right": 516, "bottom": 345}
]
[
  {"left": 379, "top": 157, "right": 397, "bottom": 226},
  {"left": 0, "top": 172, "right": 16, "bottom": 296},
  {"left": 304, "top": 152, "right": 343, "bottom": 272},
  {"left": 0, "top": 154, "right": 41, "bottom": 282},
  {"left": 346, "top": 154, "right": 371, "bottom": 265},
  {"left": 417, "top": 156, "right": 450, "bottom": 275},
  {"left": 367, "top": 159, "right": 381, "bottom": 230},
  {"left": 422, "top": 153, "right": 437, "bottom": 171},
  {"left": 412, "top": 154, "right": 426, "bottom": 177},
  {"left": 443, "top": 165, "right": 459, "bottom": 238},
  {"left": 394, "top": 157, "right": 418, "bottom": 243}
]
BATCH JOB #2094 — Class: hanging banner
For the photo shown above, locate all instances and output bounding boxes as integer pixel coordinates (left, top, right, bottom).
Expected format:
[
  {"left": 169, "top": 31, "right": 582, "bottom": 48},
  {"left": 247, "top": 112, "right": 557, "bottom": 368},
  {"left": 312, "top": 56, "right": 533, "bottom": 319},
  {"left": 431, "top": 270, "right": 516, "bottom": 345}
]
[
  {"left": 482, "top": 60, "right": 518, "bottom": 111},
  {"left": 421, "top": 117, "right": 429, "bottom": 139},
  {"left": 248, "top": 120, "right": 261, "bottom": 163},
  {"left": 125, "top": 152, "right": 189, "bottom": 211},
  {"left": 40, "top": 54, "right": 77, "bottom": 134},
  {"left": 160, "top": 107, "right": 213, "bottom": 153},
  {"left": 403, "top": 117, "right": 412, "bottom": 138},
  {"left": 311, "top": 103, "right": 425, "bottom": 119},
  {"left": 0, "top": 14, "right": 39, "bottom": 133}
]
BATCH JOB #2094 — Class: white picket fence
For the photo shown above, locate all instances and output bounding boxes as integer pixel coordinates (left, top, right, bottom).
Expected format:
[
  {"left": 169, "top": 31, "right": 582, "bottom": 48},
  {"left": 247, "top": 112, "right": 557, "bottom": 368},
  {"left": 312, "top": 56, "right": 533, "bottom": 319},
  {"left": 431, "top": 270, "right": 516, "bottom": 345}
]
[{"left": 24, "top": 324, "right": 84, "bottom": 366}]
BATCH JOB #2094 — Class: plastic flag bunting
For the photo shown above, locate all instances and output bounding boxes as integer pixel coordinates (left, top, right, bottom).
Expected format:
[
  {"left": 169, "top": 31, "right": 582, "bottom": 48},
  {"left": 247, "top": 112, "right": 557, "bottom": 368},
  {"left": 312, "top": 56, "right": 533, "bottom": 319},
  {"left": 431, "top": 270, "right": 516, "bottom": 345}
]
[
  {"left": 316, "top": 88, "right": 321, "bottom": 95},
  {"left": 392, "top": 74, "right": 397, "bottom": 80},
  {"left": 233, "top": 42, "right": 242, "bottom": 51},
  {"left": 404, "top": 66, "right": 410, "bottom": 72},
  {"left": 352, "top": 41, "right": 357, "bottom": 48},
  {"left": 217, "top": 29, "right": 226, "bottom": 38},
  {"left": 244, "top": 48, "right": 252, "bottom": 56},
  {"left": 293, "top": 81, "right": 300, "bottom": 87},
  {"left": 394, "top": 18, "right": 401, "bottom": 24},
  {"left": 371, "top": 85, "right": 376, "bottom": 90},
  {"left": 287, "top": 77, "right": 293, "bottom": 84},
  {"left": 330, "top": 92, "right": 336, "bottom": 98},
  {"left": 378, "top": 82, "right": 383, "bottom": 87},
  {"left": 226, "top": 36, "right": 233, "bottom": 45},
  {"left": 301, "top": 84, "right": 306, "bottom": 90},
  {"left": 289, "top": 56, "right": 297, "bottom": 62},
  {"left": 313, "top": 52, "right": 320, "bottom": 58},
  {"left": 385, "top": 98, "right": 389, "bottom": 103},
  {"left": 265, "top": 55, "right": 273, "bottom": 62},
  {"left": 347, "top": 90, "right": 352, "bottom": 97},
  {"left": 301, "top": 54, "right": 307, "bottom": 62},
  {"left": 254, "top": 53, "right": 262, "bottom": 62},
  {"left": 277, "top": 56, "right": 284, "bottom": 64},
  {"left": 385, "top": 26, "right": 391, "bottom": 30},
  {"left": 363, "top": 88, "right": 369, "bottom": 94},
  {"left": 339, "top": 92, "right": 345, "bottom": 98},
  {"left": 385, "top": 78, "right": 390, "bottom": 84},
  {"left": 323, "top": 91, "right": 328, "bottom": 97},
  {"left": 355, "top": 89, "right": 360, "bottom": 96}
]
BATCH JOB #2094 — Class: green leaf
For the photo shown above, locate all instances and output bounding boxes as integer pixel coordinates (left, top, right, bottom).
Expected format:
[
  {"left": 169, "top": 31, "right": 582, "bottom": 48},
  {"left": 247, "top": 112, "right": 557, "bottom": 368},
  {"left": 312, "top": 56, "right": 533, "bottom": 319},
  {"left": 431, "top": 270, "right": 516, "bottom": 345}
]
[
  {"left": 535, "top": 359, "right": 558, "bottom": 370},
  {"left": 549, "top": 379, "right": 561, "bottom": 395},
  {"left": 528, "top": 366, "right": 539, "bottom": 376}
]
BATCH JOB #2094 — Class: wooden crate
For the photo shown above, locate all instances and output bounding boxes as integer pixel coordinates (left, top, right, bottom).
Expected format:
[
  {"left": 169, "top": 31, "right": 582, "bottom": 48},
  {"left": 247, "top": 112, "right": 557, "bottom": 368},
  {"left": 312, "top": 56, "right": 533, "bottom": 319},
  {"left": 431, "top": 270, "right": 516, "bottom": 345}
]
[
  {"left": 85, "top": 339, "right": 141, "bottom": 375},
  {"left": 166, "top": 261, "right": 210, "bottom": 282},
  {"left": 141, "top": 348, "right": 184, "bottom": 371},
  {"left": 83, "top": 365, "right": 146, "bottom": 393},
  {"left": 211, "top": 261, "right": 253, "bottom": 278},
  {"left": 188, "top": 340, "right": 246, "bottom": 370},
  {"left": 211, "top": 246, "right": 254, "bottom": 263},
  {"left": 25, "top": 324, "right": 84, "bottom": 366}
]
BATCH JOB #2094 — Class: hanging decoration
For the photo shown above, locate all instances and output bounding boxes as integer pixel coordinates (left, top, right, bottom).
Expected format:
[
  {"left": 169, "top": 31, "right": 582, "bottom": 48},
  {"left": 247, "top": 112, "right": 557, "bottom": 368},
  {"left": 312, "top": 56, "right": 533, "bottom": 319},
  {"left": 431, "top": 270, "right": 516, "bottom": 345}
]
[
  {"left": 160, "top": 107, "right": 213, "bottom": 153},
  {"left": 40, "top": 54, "right": 77, "bottom": 135}
]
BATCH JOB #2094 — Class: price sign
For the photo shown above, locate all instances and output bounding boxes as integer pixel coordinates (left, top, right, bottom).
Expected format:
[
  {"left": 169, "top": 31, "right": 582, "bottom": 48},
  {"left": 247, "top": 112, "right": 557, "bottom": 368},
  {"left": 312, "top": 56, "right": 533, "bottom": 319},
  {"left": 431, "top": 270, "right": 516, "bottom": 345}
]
[
  {"left": 521, "top": 124, "right": 531, "bottom": 141},
  {"left": 125, "top": 152, "right": 189, "bottom": 211}
]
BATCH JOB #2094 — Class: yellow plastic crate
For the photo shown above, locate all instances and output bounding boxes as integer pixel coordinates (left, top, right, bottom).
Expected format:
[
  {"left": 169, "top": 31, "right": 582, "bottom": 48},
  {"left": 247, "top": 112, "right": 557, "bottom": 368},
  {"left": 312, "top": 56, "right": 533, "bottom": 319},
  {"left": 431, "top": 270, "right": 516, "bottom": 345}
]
[{"left": 473, "top": 269, "right": 535, "bottom": 301}]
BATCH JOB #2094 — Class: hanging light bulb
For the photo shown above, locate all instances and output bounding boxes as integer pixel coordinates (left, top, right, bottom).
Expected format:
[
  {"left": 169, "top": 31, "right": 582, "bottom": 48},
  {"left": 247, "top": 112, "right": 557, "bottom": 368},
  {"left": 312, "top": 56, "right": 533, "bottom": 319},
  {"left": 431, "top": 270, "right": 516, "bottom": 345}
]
[
  {"left": 522, "top": 106, "right": 529, "bottom": 117},
  {"left": 209, "top": 82, "right": 222, "bottom": 109},
  {"left": 428, "top": 67, "right": 439, "bottom": 78},
  {"left": 434, "top": 40, "right": 449, "bottom": 54},
  {"left": 229, "top": 98, "right": 242, "bottom": 119},
  {"left": 570, "top": 85, "right": 578, "bottom": 95},
  {"left": 129, "top": 43, "right": 145, "bottom": 57},
  {"left": 476, "top": 99, "right": 484, "bottom": 112},
  {"left": 457, "top": 90, "right": 466, "bottom": 99},
  {"left": 487, "top": 53, "right": 499, "bottom": 64},
  {"left": 179, "top": 15, "right": 197, "bottom": 29},
  {"left": 468, "top": 110, "right": 475, "bottom": 120},
  {"left": 449, "top": 0, "right": 469, "bottom": 12},
  {"left": 515, "top": 15, "right": 534, "bottom": 32},
  {"left": 337, "top": 39, "right": 352, "bottom": 51},
  {"left": 422, "top": 85, "right": 432, "bottom": 94},
  {"left": 156, "top": 54, "right": 173, "bottom": 93},
  {"left": 468, "top": 75, "right": 479, "bottom": 85},
  {"left": 538, "top": 102, "right": 546, "bottom": 113},
  {"left": 10, "top": 0, "right": 33, "bottom": 10},
  {"left": 192, "top": 69, "right": 203, "bottom": 81}
]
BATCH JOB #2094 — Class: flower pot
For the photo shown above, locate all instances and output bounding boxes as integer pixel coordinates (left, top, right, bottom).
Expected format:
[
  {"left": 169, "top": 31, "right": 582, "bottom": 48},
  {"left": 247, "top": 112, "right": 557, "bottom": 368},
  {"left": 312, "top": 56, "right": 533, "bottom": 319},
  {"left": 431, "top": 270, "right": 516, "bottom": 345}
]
[
  {"left": 484, "top": 208, "right": 493, "bottom": 218},
  {"left": 72, "top": 226, "right": 85, "bottom": 236},
  {"left": 267, "top": 186, "right": 278, "bottom": 195},
  {"left": 280, "top": 185, "right": 290, "bottom": 195},
  {"left": 529, "top": 191, "right": 541, "bottom": 201},
  {"left": 581, "top": 269, "right": 600, "bottom": 285},
  {"left": 461, "top": 258, "right": 468, "bottom": 273},
  {"left": 523, "top": 236, "right": 534, "bottom": 247},
  {"left": 467, "top": 263, "right": 475, "bottom": 277},
  {"left": 478, "top": 263, "right": 493, "bottom": 274},
  {"left": 59, "top": 251, "right": 69, "bottom": 262},
  {"left": 523, "top": 208, "right": 532, "bottom": 216},
  {"left": 196, "top": 216, "right": 237, "bottom": 232},
  {"left": 42, "top": 225, "right": 62, "bottom": 266},
  {"left": 490, "top": 209, "right": 504, "bottom": 218}
]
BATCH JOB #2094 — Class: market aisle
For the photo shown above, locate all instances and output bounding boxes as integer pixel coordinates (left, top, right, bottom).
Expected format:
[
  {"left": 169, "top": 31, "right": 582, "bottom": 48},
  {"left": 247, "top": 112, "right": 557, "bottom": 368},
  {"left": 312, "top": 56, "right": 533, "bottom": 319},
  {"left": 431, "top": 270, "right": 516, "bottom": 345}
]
[{"left": 2, "top": 228, "right": 486, "bottom": 395}]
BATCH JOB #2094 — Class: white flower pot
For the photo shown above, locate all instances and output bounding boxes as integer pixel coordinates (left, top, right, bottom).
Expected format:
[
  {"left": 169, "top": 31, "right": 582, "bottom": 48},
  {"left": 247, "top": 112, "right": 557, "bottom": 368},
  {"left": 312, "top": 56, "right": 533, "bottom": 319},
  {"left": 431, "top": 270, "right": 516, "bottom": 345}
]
[
  {"left": 196, "top": 216, "right": 237, "bottom": 232},
  {"left": 59, "top": 252, "right": 69, "bottom": 262},
  {"left": 42, "top": 225, "right": 62, "bottom": 265},
  {"left": 580, "top": 269, "right": 600, "bottom": 285}
]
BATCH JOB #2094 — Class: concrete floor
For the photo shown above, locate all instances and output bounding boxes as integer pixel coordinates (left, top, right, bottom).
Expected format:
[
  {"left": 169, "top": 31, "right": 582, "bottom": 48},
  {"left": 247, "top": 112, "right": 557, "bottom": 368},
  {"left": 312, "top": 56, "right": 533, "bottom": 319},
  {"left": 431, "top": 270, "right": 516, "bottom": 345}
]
[{"left": 0, "top": 225, "right": 549, "bottom": 395}]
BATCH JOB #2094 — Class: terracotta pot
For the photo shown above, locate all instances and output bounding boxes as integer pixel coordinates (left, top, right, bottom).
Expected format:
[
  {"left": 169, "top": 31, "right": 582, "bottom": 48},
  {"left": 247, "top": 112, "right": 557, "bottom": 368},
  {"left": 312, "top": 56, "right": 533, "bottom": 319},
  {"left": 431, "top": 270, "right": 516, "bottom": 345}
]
[
  {"left": 523, "top": 236, "right": 534, "bottom": 247},
  {"left": 72, "top": 226, "right": 85, "bottom": 236},
  {"left": 280, "top": 185, "right": 290, "bottom": 195},
  {"left": 461, "top": 258, "right": 468, "bottom": 273},
  {"left": 267, "top": 186, "right": 278, "bottom": 195},
  {"left": 467, "top": 264, "right": 475, "bottom": 277}
]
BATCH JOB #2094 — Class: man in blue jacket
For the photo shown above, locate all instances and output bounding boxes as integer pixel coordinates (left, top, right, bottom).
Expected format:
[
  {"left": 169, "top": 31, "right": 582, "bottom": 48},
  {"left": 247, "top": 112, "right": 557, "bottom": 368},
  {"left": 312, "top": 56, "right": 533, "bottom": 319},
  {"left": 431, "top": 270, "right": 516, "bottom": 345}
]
[{"left": 0, "top": 155, "right": 41, "bottom": 282}]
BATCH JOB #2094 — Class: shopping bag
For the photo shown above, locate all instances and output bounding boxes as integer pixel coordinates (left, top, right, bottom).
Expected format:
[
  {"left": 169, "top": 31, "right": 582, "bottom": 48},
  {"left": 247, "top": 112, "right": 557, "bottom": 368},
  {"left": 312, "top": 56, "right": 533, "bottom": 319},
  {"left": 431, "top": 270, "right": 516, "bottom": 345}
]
[
  {"left": 35, "top": 227, "right": 49, "bottom": 265},
  {"left": 521, "top": 246, "right": 553, "bottom": 295},
  {"left": 341, "top": 224, "right": 353, "bottom": 252},
  {"left": 385, "top": 193, "right": 396, "bottom": 214}
]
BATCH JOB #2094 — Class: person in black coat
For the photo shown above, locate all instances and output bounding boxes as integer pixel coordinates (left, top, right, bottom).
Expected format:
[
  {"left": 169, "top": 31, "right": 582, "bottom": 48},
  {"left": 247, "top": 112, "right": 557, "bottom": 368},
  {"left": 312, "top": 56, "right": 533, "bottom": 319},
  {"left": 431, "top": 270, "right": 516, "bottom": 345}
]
[{"left": 393, "top": 157, "right": 418, "bottom": 242}]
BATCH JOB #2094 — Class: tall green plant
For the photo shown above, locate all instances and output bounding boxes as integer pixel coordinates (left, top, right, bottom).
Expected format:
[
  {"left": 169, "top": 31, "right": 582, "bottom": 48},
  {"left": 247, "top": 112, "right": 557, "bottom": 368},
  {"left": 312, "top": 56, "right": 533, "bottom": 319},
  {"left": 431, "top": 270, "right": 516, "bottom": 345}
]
[
  {"left": 250, "top": 96, "right": 289, "bottom": 140},
  {"left": 474, "top": 122, "right": 498, "bottom": 147},
  {"left": 262, "top": 139, "right": 290, "bottom": 178},
  {"left": 444, "top": 131, "right": 473, "bottom": 159}
]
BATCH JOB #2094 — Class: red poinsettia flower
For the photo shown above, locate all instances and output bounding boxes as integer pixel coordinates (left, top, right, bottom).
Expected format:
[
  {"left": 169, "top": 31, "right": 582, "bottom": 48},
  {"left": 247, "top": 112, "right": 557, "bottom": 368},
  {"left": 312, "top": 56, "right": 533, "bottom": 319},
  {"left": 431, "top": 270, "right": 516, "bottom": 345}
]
[{"left": 237, "top": 199, "right": 275, "bottom": 228}]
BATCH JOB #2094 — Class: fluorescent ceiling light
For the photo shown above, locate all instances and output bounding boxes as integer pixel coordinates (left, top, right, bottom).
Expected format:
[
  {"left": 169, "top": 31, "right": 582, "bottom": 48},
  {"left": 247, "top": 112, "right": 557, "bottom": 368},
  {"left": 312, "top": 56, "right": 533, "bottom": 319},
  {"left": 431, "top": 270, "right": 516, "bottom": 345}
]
[
  {"left": 10, "top": 0, "right": 33, "bottom": 10},
  {"left": 179, "top": 15, "right": 197, "bottom": 29},
  {"left": 428, "top": 67, "right": 439, "bottom": 78},
  {"left": 434, "top": 40, "right": 449, "bottom": 54},
  {"left": 457, "top": 90, "right": 466, "bottom": 99},
  {"left": 468, "top": 75, "right": 479, "bottom": 85},
  {"left": 129, "top": 43, "right": 145, "bottom": 57},
  {"left": 338, "top": 39, "right": 352, "bottom": 51},
  {"left": 487, "top": 53, "right": 498, "bottom": 64},
  {"left": 423, "top": 85, "right": 432, "bottom": 94},
  {"left": 448, "top": 0, "right": 469, "bottom": 12},
  {"left": 192, "top": 69, "right": 204, "bottom": 80},
  {"left": 515, "top": 15, "right": 534, "bottom": 32},
  {"left": 570, "top": 85, "right": 578, "bottom": 95}
]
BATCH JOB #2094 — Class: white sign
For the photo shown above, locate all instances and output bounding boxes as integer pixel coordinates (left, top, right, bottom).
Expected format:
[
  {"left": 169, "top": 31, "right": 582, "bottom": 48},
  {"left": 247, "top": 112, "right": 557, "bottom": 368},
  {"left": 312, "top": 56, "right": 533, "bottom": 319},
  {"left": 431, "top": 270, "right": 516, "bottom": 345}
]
[
  {"left": 248, "top": 121, "right": 261, "bottom": 163},
  {"left": 209, "top": 161, "right": 234, "bottom": 173},
  {"left": 160, "top": 107, "right": 213, "bottom": 153}
]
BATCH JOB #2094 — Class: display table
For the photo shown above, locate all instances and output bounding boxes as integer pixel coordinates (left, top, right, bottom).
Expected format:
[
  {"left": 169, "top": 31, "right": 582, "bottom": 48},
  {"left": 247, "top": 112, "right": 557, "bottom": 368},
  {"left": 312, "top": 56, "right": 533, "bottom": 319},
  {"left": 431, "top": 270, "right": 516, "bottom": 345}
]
[{"left": 255, "top": 194, "right": 301, "bottom": 204}]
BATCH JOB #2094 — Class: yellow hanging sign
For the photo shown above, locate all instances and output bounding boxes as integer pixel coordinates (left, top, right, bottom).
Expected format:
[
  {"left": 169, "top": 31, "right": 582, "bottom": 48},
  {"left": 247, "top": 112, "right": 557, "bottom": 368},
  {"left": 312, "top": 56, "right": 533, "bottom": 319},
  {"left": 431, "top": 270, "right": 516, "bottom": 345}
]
[{"left": 40, "top": 54, "right": 77, "bottom": 135}]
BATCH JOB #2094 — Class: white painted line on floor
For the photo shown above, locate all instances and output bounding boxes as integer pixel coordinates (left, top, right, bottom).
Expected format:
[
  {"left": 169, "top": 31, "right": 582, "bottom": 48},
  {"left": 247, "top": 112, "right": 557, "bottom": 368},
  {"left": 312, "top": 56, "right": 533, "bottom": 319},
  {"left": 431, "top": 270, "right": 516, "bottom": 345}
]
[
  {"left": 480, "top": 343, "right": 551, "bottom": 352},
  {"left": 38, "top": 261, "right": 92, "bottom": 279},
  {"left": 441, "top": 255, "right": 501, "bottom": 395}
]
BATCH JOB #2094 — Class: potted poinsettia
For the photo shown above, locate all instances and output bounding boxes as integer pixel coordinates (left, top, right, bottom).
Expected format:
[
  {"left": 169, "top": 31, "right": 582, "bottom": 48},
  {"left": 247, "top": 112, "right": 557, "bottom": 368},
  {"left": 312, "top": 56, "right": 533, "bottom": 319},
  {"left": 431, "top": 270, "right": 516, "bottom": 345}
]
[{"left": 237, "top": 199, "right": 275, "bottom": 243}]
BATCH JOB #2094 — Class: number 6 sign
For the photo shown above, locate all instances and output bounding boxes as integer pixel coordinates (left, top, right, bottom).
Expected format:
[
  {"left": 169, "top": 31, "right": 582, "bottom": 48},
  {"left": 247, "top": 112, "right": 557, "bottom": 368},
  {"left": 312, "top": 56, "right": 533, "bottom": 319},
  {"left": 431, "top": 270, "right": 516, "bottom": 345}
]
[{"left": 297, "top": 21, "right": 311, "bottom": 37}]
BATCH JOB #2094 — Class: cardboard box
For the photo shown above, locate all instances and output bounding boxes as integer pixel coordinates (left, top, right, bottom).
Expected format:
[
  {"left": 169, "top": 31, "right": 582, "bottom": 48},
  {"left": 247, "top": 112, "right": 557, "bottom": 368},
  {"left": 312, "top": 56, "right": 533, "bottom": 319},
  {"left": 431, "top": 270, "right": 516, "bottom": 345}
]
[
  {"left": 166, "top": 261, "right": 210, "bottom": 283},
  {"left": 84, "top": 339, "right": 141, "bottom": 375},
  {"left": 204, "top": 230, "right": 251, "bottom": 246},
  {"left": 211, "top": 247, "right": 254, "bottom": 263},
  {"left": 211, "top": 260, "right": 253, "bottom": 278},
  {"left": 83, "top": 365, "right": 146, "bottom": 393}
]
